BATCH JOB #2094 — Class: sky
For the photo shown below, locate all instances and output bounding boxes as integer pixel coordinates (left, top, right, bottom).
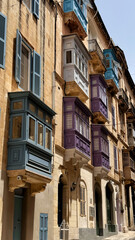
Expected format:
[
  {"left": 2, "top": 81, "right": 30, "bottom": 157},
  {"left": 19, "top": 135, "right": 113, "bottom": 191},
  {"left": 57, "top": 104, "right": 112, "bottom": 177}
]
[{"left": 95, "top": 0, "right": 135, "bottom": 83}]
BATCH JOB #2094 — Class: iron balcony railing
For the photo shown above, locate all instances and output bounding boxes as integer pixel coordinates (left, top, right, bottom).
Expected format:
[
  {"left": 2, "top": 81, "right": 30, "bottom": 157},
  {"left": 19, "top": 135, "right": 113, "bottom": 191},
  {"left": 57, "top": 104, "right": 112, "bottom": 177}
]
[
  {"left": 88, "top": 39, "right": 106, "bottom": 67},
  {"left": 119, "top": 88, "right": 128, "bottom": 105}
]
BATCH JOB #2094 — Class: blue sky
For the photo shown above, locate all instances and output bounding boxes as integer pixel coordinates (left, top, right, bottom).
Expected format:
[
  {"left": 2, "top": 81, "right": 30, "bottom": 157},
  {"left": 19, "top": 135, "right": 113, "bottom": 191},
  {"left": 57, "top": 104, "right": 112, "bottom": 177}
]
[{"left": 95, "top": 0, "right": 135, "bottom": 82}]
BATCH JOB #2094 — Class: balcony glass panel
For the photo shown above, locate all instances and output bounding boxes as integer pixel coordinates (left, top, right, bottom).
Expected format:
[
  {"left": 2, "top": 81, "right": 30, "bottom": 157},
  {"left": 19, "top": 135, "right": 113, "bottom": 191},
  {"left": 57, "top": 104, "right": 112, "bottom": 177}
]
[
  {"left": 29, "top": 117, "right": 35, "bottom": 141},
  {"left": 45, "top": 128, "right": 51, "bottom": 150},
  {"left": 12, "top": 116, "right": 22, "bottom": 139},
  {"left": 38, "top": 122, "right": 43, "bottom": 146}
]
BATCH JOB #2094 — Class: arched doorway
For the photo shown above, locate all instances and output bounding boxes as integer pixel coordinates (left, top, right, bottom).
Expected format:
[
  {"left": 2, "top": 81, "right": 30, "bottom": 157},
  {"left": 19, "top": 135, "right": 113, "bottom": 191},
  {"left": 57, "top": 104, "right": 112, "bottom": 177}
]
[
  {"left": 106, "top": 182, "right": 114, "bottom": 232},
  {"left": 95, "top": 183, "right": 103, "bottom": 236},
  {"left": 58, "top": 175, "right": 64, "bottom": 226}
]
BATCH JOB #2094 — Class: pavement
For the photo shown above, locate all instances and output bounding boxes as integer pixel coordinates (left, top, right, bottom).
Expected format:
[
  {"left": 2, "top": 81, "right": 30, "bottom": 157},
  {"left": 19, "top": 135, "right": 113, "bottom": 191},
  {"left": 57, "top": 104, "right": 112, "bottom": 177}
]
[{"left": 104, "top": 231, "right": 135, "bottom": 240}]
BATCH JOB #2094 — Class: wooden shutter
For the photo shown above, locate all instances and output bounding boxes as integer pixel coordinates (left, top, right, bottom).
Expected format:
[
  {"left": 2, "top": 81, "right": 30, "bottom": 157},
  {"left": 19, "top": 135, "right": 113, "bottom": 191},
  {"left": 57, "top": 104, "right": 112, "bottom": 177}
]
[
  {"left": 114, "top": 145, "right": 118, "bottom": 170},
  {"left": 15, "top": 30, "right": 22, "bottom": 83},
  {"left": 40, "top": 213, "right": 48, "bottom": 240},
  {"left": 33, "top": 50, "right": 41, "bottom": 97},
  {"left": 33, "top": 0, "right": 39, "bottom": 19},
  {"left": 0, "top": 13, "right": 7, "bottom": 69}
]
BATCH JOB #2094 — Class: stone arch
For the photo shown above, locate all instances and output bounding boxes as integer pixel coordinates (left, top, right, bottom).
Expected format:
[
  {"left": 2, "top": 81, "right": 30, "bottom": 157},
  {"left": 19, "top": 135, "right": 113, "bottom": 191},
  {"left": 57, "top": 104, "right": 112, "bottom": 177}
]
[{"left": 106, "top": 182, "right": 115, "bottom": 232}]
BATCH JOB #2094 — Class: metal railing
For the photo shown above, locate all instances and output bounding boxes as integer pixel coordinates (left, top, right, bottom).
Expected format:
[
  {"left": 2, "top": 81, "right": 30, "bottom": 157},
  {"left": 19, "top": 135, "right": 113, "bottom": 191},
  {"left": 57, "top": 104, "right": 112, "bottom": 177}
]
[
  {"left": 60, "top": 220, "right": 69, "bottom": 240},
  {"left": 88, "top": 39, "right": 106, "bottom": 67},
  {"left": 119, "top": 88, "right": 128, "bottom": 105}
]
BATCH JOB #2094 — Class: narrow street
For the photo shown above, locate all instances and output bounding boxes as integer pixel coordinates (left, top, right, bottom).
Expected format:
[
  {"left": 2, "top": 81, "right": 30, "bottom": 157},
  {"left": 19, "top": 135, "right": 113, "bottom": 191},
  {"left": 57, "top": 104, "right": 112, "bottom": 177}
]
[{"left": 104, "top": 231, "right": 135, "bottom": 240}]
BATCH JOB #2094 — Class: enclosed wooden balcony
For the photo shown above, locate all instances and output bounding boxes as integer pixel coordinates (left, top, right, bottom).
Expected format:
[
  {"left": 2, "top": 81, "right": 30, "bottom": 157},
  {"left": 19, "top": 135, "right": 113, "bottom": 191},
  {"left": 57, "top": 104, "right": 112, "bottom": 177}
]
[
  {"left": 63, "top": 0, "right": 87, "bottom": 39},
  {"left": 103, "top": 49, "right": 119, "bottom": 95},
  {"left": 88, "top": 39, "right": 106, "bottom": 74},
  {"left": 127, "top": 102, "right": 135, "bottom": 119},
  {"left": 63, "top": 35, "right": 90, "bottom": 102},
  {"left": 123, "top": 150, "right": 135, "bottom": 185},
  {"left": 7, "top": 91, "right": 55, "bottom": 195},
  {"left": 92, "top": 125, "right": 110, "bottom": 177},
  {"left": 91, "top": 74, "right": 108, "bottom": 123},
  {"left": 127, "top": 121, "right": 135, "bottom": 149},
  {"left": 64, "top": 97, "right": 91, "bottom": 165},
  {"left": 118, "top": 88, "right": 129, "bottom": 112}
]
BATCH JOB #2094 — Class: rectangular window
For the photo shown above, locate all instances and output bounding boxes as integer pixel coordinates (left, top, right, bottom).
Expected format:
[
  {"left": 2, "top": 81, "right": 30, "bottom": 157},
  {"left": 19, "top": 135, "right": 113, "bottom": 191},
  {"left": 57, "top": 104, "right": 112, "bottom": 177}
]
[
  {"left": 38, "top": 123, "right": 43, "bottom": 146},
  {"left": 15, "top": 30, "right": 41, "bottom": 97},
  {"left": 29, "top": 117, "right": 35, "bottom": 141},
  {"left": 66, "top": 51, "right": 72, "bottom": 64},
  {"left": 45, "top": 128, "right": 51, "bottom": 150},
  {"left": 12, "top": 116, "right": 22, "bottom": 139},
  {"left": 20, "top": 44, "right": 30, "bottom": 91},
  {"left": 112, "top": 105, "right": 115, "bottom": 128},
  {"left": 114, "top": 145, "right": 118, "bottom": 170},
  {"left": 0, "top": 12, "right": 7, "bottom": 69},
  {"left": 80, "top": 186, "right": 85, "bottom": 216},
  {"left": 40, "top": 213, "right": 48, "bottom": 240}
]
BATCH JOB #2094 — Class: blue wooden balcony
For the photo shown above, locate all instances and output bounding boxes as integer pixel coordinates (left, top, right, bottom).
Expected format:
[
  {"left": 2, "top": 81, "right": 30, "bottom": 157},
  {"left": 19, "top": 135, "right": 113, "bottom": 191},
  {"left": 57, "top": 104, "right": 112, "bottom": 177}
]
[
  {"left": 103, "top": 49, "right": 119, "bottom": 94},
  {"left": 63, "top": 0, "right": 87, "bottom": 39},
  {"left": 7, "top": 91, "right": 55, "bottom": 194}
]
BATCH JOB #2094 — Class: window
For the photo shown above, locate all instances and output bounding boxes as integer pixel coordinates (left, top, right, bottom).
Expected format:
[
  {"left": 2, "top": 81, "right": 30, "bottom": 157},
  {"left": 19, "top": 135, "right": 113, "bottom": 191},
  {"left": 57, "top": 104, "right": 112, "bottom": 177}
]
[
  {"left": 40, "top": 213, "right": 48, "bottom": 240},
  {"left": 29, "top": 117, "right": 35, "bottom": 141},
  {"left": 45, "top": 128, "right": 51, "bottom": 150},
  {"left": 15, "top": 30, "right": 41, "bottom": 97},
  {"left": 23, "top": 0, "right": 39, "bottom": 18},
  {"left": 66, "top": 51, "right": 72, "bottom": 64},
  {"left": 38, "top": 122, "right": 43, "bottom": 146},
  {"left": 112, "top": 105, "right": 115, "bottom": 128},
  {"left": 0, "top": 12, "right": 7, "bottom": 69},
  {"left": 12, "top": 115, "right": 22, "bottom": 139},
  {"left": 114, "top": 145, "right": 118, "bottom": 170},
  {"left": 80, "top": 184, "right": 86, "bottom": 216}
]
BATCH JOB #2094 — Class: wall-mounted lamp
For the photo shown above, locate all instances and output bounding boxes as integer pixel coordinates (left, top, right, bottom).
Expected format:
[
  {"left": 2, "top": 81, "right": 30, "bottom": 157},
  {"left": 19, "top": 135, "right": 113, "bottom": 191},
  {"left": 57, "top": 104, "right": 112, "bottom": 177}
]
[{"left": 70, "top": 182, "right": 76, "bottom": 191}]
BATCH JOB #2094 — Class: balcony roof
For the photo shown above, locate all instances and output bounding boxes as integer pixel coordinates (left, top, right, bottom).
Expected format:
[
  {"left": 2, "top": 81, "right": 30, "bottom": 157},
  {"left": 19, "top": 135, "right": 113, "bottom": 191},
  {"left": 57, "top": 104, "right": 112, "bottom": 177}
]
[
  {"left": 62, "top": 34, "right": 90, "bottom": 60},
  {"left": 63, "top": 96, "right": 92, "bottom": 116},
  {"left": 9, "top": 91, "right": 56, "bottom": 116}
]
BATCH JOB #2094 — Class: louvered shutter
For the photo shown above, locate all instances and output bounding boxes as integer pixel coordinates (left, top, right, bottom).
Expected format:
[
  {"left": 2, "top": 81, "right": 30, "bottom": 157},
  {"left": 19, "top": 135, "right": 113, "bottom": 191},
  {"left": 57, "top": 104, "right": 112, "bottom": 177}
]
[
  {"left": 40, "top": 213, "right": 48, "bottom": 240},
  {"left": 33, "top": 0, "right": 39, "bottom": 19},
  {"left": 0, "top": 13, "right": 7, "bottom": 69},
  {"left": 33, "top": 50, "right": 41, "bottom": 97},
  {"left": 15, "top": 30, "right": 22, "bottom": 83}
]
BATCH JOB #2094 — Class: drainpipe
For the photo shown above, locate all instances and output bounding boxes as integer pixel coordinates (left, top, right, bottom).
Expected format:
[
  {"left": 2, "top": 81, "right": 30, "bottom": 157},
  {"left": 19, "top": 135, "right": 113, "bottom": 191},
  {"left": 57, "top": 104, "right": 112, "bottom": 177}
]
[{"left": 52, "top": 2, "right": 57, "bottom": 111}]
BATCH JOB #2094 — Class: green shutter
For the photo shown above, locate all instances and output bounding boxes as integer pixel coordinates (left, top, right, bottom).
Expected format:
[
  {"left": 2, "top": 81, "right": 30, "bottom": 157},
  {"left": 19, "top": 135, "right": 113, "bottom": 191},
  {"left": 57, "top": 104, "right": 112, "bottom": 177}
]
[
  {"left": 33, "top": 0, "right": 39, "bottom": 19},
  {"left": 15, "top": 30, "right": 22, "bottom": 83},
  {"left": 33, "top": 50, "right": 41, "bottom": 97},
  {"left": 0, "top": 13, "right": 7, "bottom": 69},
  {"left": 40, "top": 213, "right": 48, "bottom": 240}
]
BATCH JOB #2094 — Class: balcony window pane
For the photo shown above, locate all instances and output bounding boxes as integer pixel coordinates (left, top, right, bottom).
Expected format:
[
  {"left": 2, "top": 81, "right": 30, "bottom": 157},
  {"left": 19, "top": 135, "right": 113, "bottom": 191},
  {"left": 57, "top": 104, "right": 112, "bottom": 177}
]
[
  {"left": 79, "top": 58, "right": 81, "bottom": 70},
  {"left": 76, "top": 115, "right": 79, "bottom": 131},
  {"left": 38, "top": 123, "right": 43, "bottom": 146},
  {"left": 13, "top": 101, "right": 23, "bottom": 110},
  {"left": 75, "top": 52, "right": 78, "bottom": 65},
  {"left": 29, "top": 103, "right": 36, "bottom": 114},
  {"left": 45, "top": 128, "right": 51, "bottom": 150},
  {"left": 79, "top": 119, "right": 83, "bottom": 134},
  {"left": 66, "top": 113, "right": 72, "bottom": 129},
  {"left": 66, "top": 51, "right": 72, "bottom": 64},
  {"left": 38, "top": 109, "right": 44, "bottom": 120},
  {"left": 92, "top": 86, "right": 97, "bottom": 98},
  {"left": 82, "top": 63, "right": 84, "bottom": 74},
  {"left": 94, "top": 138, "right": 99, "bottom": 151},
  {"left": 86, "top": 125, "right": 89, "bottom": 139},
  {"left": 29, "top": 117, "right": 35, "bottom": 141},
  {"left": 12, "top": 116, "right": 22, "bottom": 139}
]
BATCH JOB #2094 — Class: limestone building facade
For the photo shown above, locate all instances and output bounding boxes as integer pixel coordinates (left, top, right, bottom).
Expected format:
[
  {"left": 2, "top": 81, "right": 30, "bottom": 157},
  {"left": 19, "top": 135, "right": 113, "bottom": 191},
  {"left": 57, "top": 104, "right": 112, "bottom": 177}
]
[{"left": 0, "top": 0, "right": 135, "bottom": 240}]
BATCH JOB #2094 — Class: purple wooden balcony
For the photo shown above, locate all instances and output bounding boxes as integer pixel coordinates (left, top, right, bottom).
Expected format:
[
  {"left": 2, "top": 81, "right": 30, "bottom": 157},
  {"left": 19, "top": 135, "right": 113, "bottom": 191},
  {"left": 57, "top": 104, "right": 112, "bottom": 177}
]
[
  {"left": 92, "top": 125, "right": 110, "bottom": 169},
  {"left": 64, "top": 97, "right": 91, "bottom": 160},
  {"left": 90, "top": 74, "right": 108, "bottom": 123}
]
